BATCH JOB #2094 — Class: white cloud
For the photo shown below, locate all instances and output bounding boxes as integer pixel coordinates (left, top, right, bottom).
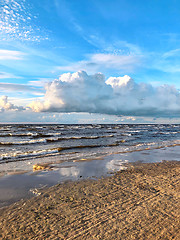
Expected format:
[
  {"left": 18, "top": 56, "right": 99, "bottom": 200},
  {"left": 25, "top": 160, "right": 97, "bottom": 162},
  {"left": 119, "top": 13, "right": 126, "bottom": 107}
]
[
  {"left": 119, "top": 116, "right": 136, "bottom": 122},
  {"left": 152, "top": 48, "right": 180, "bottom": 73},
  {"left": 0, "top": 0, "right": 48, "bottom": 42},
  {"left": 0, "top": 95, "right": 24, "bottom": 112},
  {"left": 28, "top": 79, "right": 52, "bottom": 87},
  {"left": 57, "top": 53, "right": 142, "bottom": 73},
  {"left": 91, "top": 53, "right": 140, "bottom": 70},
  {"left": 0, "top": 50, "right": 24, "bottom": 60},
  {"left": 28, "top": 71, "right": 180, "bottom": 117},
  {"left": 0, "top": 82, "right": 44, "bottom": 94},
  {"left": 162, "top": 48, "right": 180, "bottom": 59},
  {"left": 0, "top": 72, "right": 21, "bottom": 79},
  {"left": 106, "top": 75, "right": 133, "bottom": 88},
  {"left": 103, "top": 40, "right": 143, "bottom": 56}
]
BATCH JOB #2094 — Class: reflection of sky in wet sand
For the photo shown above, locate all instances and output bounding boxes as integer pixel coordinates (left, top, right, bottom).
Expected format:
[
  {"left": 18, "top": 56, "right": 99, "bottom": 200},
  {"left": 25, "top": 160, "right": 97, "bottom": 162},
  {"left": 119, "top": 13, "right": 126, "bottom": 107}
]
[
  {"left": 0, "top": 145, "right": 180, "bottom": 207},
  {"left": 59, "top": 166, "right": 80, "bottom": 177}
]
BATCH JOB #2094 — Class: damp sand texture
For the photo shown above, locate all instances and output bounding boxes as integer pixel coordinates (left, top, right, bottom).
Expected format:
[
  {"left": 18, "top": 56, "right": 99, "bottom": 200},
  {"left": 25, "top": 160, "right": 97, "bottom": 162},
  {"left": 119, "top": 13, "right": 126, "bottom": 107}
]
[{"left": 0, "top": 161, "right": 180, "bottom": 240}]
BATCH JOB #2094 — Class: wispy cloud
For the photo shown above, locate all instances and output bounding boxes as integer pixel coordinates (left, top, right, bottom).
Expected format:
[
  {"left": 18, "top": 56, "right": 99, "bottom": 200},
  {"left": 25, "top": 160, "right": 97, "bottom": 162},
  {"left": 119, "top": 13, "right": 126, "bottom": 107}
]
[
  {"left": 0, "top": 49, "right": 24, "bottom": 60},
  {"left": 0, "top": 72, "right": 21, "bottom": 79},
  {"left": 55, "top": 35, "right": 144, "bottom": 73},
  {"left": 28, "top": 78, "right": 52, "bottom": 87},
  {"left": 151, "top": 48, "right": 180, "bottom": 74},
  {"left": 0, "top": 82, "right": 44, "bottom": 96},
  {"left": 57, "top": 52, "right": 142, "bottom": 73},
  {"left": 54, "top": 0, "right": 91, "bottom": 46},
  {"left": 162, "top": 48, "right": 180, "bottom": 59}
]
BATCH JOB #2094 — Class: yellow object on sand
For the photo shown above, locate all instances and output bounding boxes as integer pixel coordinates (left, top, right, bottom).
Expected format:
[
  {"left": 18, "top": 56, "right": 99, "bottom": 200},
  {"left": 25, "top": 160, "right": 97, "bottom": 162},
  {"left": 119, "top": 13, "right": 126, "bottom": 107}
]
[{"left": 33, "top": 164, "right": 52, "bottom": 171}]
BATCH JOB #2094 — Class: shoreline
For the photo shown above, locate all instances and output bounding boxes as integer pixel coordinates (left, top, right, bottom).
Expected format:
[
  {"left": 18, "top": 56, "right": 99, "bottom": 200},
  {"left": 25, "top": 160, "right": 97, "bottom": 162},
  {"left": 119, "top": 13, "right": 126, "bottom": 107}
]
[
  {"left": 0, "top": 160, "right": 179, "bottom": 239},
  {"left": 1, "top": 144, "right": 180, "bottom": 208}
]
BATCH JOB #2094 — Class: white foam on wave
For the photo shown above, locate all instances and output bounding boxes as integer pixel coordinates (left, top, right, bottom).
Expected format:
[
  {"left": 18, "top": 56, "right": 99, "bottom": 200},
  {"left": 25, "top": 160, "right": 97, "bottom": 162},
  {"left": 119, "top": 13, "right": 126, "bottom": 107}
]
[
  {"left": 0, "top": 133, "right": 114, "bottom": 146},
  {"left": 131, "top": 139, "right": 180, "bottom": 151},
  {"left": 0, "top": 148, "right": 60, "bottom": 161},
  {"left": 0, "top": 138, "right": 47, "bottom": 145}
]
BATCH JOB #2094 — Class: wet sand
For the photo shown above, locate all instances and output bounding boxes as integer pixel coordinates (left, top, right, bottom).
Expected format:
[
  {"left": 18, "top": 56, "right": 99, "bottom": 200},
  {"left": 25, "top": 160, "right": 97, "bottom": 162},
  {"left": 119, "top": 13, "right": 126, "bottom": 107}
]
[{"left": 0, "top": 160, "right": 179, "bottom": 239}]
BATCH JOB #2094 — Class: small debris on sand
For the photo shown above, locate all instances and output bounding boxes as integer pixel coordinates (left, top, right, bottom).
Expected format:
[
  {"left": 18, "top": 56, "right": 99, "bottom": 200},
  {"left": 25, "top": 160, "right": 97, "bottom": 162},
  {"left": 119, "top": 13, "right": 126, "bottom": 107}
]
[{"left": 33, "top": 163, "right": 53, "bottom": 171}]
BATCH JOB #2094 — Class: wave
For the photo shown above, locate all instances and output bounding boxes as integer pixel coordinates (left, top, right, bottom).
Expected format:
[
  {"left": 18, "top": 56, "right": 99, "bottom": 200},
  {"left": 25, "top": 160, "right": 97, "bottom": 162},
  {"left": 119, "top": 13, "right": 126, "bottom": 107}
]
[
  {"left": 0, "top": 139, "right": 47, "bottom": 146},
  {"left": 0, "top": 135, "right": 114, "bottom": 146},
  {"left": 159, "top": 132, "right": 178, "bottom": 135},
  {"left": 0, "top": 133, "right": 38, "bottom": 137},
  {"left": 47, "top": 134, "right": 113, "bottom": 142},
  {"left": 1, "top": 139, "right": 180, "bottom": 164},
  {"left": 0, "top": 144, "right": 104, "bottom": 162},
  {"left": 0, "top": 148, "right": 60, "bottom": 162},
  {"left": 0, "top": 132, "right": 63, "bottom": 138},
  {"left": 57, "top": 144, "right": 103, "bottom": 152}
]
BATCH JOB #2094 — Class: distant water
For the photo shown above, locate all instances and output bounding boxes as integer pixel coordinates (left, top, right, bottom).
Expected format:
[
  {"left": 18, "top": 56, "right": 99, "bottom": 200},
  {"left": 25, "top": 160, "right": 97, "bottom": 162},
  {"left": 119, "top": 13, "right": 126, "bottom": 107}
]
[{"left": 0, "top": 124, "right": 180, "bottom": 165}]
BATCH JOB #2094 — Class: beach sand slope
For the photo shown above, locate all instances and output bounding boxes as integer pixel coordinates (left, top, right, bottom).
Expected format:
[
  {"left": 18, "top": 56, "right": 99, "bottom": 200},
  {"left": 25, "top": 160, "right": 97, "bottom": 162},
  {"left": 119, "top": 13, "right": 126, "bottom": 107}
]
[{"left": 0, "top": 161, "right": 180, "bottom": 239}]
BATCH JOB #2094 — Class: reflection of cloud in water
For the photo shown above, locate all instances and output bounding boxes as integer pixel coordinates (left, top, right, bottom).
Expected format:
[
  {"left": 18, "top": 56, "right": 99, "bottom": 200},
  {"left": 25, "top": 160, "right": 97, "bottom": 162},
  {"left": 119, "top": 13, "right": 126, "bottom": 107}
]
[
  {"left": 59, "top": 167, "right": 80, "bottom": 177},
  {"left": 106, "top": 160, "right": 127, "bottom": 171}
]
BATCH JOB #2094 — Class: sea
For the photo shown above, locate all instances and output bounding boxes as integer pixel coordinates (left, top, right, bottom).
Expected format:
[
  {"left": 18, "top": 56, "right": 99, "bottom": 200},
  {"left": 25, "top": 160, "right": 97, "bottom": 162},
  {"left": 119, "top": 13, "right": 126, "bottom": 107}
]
[
  {"left": 0, "top": 124, "right": 180, "bottom": 207},
  {"left": 1, "top": 123, "right": 180, "bottom": 164}
]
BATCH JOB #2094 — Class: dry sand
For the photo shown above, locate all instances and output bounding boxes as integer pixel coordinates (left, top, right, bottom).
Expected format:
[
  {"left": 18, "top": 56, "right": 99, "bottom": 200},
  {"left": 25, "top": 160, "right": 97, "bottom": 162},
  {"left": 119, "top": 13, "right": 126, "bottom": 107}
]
[{"left": 0, "top": 161, "right": 179, "bottom": 239}]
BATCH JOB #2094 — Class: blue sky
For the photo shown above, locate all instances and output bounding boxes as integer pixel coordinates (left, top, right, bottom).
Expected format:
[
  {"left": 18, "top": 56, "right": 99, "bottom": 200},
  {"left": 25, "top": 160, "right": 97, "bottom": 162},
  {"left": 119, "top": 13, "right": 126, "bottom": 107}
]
[{"left": 1, "top": 0, "right": 180, "bottom": 123}]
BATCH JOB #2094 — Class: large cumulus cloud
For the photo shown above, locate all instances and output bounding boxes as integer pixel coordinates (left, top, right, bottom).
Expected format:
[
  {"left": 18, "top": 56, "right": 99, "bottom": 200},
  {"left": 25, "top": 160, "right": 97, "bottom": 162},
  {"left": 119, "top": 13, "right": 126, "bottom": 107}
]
[{"left": 28, "top": 71, "right": 180, "bottom": 117}]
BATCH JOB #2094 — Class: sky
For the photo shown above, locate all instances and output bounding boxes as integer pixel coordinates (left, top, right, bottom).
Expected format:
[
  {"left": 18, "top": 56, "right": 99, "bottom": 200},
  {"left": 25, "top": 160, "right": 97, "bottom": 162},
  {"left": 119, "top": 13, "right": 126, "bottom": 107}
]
[{"left": 1, "top": 0, "right": 180, "bottom": 123}]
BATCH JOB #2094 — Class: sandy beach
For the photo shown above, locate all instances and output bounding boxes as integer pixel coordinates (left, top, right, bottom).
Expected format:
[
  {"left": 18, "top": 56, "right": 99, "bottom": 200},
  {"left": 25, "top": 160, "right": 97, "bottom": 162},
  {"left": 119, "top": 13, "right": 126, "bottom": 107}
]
[{"left": 0, "top": 160, "right": 179, "bottom": 239}]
